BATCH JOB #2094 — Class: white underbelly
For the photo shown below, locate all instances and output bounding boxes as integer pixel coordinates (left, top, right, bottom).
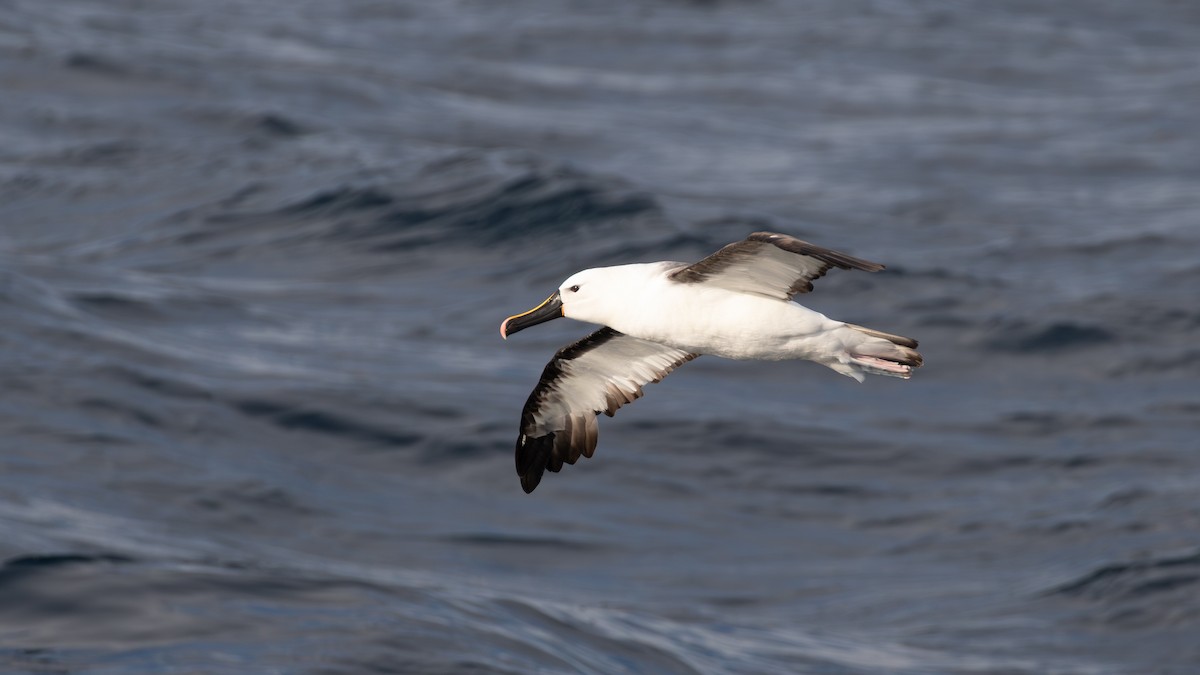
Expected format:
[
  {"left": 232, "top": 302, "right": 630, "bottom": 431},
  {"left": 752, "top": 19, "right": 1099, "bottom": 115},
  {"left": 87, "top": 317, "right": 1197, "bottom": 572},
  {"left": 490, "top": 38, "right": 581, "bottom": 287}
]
[{"left": 613, "top": 287, "right": 841, "bottom": 360}]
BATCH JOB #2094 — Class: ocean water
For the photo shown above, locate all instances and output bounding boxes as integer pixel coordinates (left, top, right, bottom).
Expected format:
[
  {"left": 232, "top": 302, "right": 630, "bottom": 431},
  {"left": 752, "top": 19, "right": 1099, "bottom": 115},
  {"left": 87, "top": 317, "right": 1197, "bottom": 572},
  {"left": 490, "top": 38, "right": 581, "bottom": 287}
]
[{"left": 2, "top": 1, "right": 1199, "bottom": 672}]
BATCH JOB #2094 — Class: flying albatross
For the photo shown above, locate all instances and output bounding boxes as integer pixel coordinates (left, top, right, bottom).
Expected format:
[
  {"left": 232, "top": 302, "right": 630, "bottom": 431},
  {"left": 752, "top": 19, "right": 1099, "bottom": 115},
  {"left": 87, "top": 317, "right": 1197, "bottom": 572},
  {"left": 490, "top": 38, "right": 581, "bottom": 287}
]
[{"left": 500, "top": 232, "right": 922, "bottom": 493}]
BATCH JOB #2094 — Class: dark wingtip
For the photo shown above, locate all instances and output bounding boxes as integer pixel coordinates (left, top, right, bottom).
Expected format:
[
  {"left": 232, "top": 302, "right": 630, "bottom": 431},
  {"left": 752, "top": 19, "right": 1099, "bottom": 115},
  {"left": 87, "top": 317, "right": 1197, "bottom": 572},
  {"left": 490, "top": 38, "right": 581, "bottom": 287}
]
[
  {"left": 515, "top": 433, "right": 553, "bottom": 494},
  {"left": 520, "top": 471, "right": 541, "bottom": 494}
]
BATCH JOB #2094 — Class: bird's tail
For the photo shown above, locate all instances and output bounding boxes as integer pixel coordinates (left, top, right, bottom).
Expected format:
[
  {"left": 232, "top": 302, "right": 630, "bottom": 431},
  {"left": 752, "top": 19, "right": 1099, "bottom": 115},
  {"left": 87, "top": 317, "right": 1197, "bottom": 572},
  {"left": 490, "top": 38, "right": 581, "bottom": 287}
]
[{"left": 840, "top": 324, "right": 923, "bottom": 380}]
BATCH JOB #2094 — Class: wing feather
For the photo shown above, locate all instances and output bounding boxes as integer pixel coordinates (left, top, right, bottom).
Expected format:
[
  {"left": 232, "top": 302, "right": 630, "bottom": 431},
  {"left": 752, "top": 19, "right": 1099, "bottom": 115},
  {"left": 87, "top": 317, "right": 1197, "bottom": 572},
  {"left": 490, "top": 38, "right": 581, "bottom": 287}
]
[
  {"left": 668, "top": 231, "right": 884, "bottom": 300},
  {"left": 515, "top": 327, "right": 697, "bottom": 493}
]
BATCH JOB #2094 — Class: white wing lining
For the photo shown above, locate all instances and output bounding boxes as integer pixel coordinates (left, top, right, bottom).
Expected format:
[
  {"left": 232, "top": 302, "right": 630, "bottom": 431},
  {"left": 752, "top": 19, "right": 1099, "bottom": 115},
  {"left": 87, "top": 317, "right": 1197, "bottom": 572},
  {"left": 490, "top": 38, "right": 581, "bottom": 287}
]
[{"left": 515, "top": 328, "right": 697, "bottom": 493}]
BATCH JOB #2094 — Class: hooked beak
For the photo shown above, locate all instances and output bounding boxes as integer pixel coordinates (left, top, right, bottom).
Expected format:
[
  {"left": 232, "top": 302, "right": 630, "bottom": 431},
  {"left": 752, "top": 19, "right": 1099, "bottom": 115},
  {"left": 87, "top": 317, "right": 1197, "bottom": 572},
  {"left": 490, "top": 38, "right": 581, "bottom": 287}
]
[{"left": 500, "top": 292, "right": 564, "bottom": 339}]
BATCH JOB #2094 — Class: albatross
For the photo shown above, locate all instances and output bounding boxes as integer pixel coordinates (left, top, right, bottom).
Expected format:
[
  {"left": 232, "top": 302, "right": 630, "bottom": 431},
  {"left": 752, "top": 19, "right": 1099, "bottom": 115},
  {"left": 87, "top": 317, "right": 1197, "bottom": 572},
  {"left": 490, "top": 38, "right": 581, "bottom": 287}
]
[{"left": 500, "top": 232, "right": 922, "bottom": 493}]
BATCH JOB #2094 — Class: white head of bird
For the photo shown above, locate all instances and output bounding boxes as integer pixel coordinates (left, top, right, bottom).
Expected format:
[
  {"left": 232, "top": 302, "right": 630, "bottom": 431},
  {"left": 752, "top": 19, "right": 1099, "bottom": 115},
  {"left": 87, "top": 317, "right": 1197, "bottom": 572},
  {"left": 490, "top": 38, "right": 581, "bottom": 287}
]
[{"left": 500, "top": 264, "right": 656, "bottom": 339}]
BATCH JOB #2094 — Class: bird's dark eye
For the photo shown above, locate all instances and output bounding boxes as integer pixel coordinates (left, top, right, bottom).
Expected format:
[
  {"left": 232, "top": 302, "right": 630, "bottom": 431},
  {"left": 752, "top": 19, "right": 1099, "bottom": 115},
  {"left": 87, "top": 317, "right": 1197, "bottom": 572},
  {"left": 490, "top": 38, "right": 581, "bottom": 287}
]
[{"left": 569, "top": 285, "right": 580, "bottom": 292}]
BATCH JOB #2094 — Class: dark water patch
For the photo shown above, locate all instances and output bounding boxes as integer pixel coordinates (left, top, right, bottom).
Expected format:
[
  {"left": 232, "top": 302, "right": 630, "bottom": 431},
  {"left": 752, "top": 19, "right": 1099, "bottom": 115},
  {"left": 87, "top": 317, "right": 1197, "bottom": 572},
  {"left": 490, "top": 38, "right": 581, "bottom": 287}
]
[
  {"left": 1047, "top": 550, "right": 1200, "bottom": 598},
  {"left": 181, "top": 107, "right": 313, "bottom": 140},
  {"left": 857, "top": 513, "right": 937, "bottom": 529},
  {"left": 1140, "top": 306, "right": 1200, "bottom": 332},
  {"left": 1098, "top": 487, "right": 1153, "bottom": 509},
  {"left": 692, "top": 214, "right": 782, "bottom": 236},
  {"left": 0, "top": 555, "right": 413, "bottom": 653},
  {"left": 215, "top": 182, "right": 269, "bottom": 208},
  {"left": 998, "top": 411, "right": 1071, "bottom": 436},
  {"left": 1058, "top": 454, "right": 1100, "bottom": 469},
  {"left": 578, "top": 230, "right": 716, "bottom": 268},
  {"left": 951, "top": 451, "right": 1101, "bottom": 474},
  {"left": 1108, "top": 348, "right": 1200, "bottom": 377},
  {"left": 251, "top": 112, "right": 310, "bottom": 138},
  {"left": 177, "top": 160, "right": 662, "bottom": 262},
  {"left": 1045, "top": 553, "right": 1200, "bottom": 629},
  {"left": 705, "top": 594, "right": 762, "bottom": 609},
  {"left": 75, "top": 397, "right": 162, "bottom": 429},
  {"left": 882, "top": 264, "right": 1006, "bottom": 288},
  {"left": 46, "top": 140, "right": 139, "bottom": 167},
  {"left": 617, "top": 473, "right": 702, "bottom": 499},
  {"left": 900, "top": 295, "right": 964, "bottom": 312},
  {"left": 950, "top": 454, "right": 1037, "bottom": 474},
  {"left": 962, "top": 411, "right": 1138, "bottom": 439},
  {"left": 51, "top": 431, "right": 131, "bottom": 446},
  {"left": 363, "top": 167, "right": 660, "bottom": 252},
  {"left": 233, "top": 399, "right": 421, "bottom": 447},
  {"left": 269, "top": 166, "right": 658, "bottom": 244},
  {"left": 887, "top": 194, "right": 965, "bottom": 226},
  {"left": 418, "top": 438, "right": 504, "bottom": 464},
  {"left": 193, "top": 480, "right": 319, "bottom": 517},
  {"left": 408, "top": 404, "right": 466, "bottom": 420},
  {"left": 0, "top": 172, "right": 46, "bottom": 199},
  {"left": 98, "top": 364, "right": 215, "bottom": 402},
  {"left": 66, "top": 284, "right": 246, "bottom": 323},
  {"left": 1024, "top": 518, "right": 1092, "bottom": 535},
  {"left": 0, "top": 553, "right": 135, "bottom": 587},
  {"left": 0, "top": 648, "right": 72, "bottom": 675},
  {"left": 315, "top": 656, "right": 524, "bottom": 675},
  {"left": 1129, "top": 574, "right": 1200, "bottom": 596},
  {"left": 1088, "top": 414, "right": 1138, "bottom": 428},
  {"left": 62, "top": 52, "right": 127, "bottom": 75},
  {"left": 985, "top": 320, "right": 1116, "bottom": 353},
  {"left": 439, "top": 533, "right": 606, "bottom": 552},
  {"left": 919, "top": 312, "right": 973, "bottom": 328},
  {"left": 1166, "top": 263, "right": 1200, "bottom": 284},
  {"left": 280, "top": 186, "right": 396, "bottom": 216},
  {"left": 1147, "top": 401, "right": 1200, "bottom": 417},
  {"left": 1051, "top": 232, "right": 1171, "bottom": 256},
  {"left": 71, "top": 291, "right": 162, "bottom": 320},
  {"left": 781, "top": 483, "right": 883, "bottom": 498},
  {"left": 622, "top": 418, "right": 850, "bottom": 457}
]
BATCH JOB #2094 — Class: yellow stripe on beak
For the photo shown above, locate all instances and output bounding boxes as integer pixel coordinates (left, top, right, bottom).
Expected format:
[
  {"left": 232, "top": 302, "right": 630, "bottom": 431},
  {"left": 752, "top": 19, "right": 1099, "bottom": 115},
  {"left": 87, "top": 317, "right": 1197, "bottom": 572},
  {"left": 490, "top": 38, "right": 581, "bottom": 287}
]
[{"left": 500, "top": 292, "right": 564, "bottom": 339}]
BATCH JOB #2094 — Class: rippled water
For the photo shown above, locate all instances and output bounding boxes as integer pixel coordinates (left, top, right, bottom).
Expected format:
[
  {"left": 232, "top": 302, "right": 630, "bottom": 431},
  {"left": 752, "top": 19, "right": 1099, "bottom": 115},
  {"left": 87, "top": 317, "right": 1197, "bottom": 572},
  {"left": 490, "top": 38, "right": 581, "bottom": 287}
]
[{"left": 2, "top": 0, "right": 1199, "bottom": 672}]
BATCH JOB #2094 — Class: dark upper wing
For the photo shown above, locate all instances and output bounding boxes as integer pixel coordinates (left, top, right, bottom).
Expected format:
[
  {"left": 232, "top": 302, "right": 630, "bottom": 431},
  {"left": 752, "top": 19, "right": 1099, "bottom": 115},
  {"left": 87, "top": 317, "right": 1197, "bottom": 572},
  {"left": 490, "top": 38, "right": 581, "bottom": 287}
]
[
  {"left": 515, "top": 327, "right": 698, "bottom": 493},
  {"left": 668, "top": 231, "right": 884, "bottom": 301}
]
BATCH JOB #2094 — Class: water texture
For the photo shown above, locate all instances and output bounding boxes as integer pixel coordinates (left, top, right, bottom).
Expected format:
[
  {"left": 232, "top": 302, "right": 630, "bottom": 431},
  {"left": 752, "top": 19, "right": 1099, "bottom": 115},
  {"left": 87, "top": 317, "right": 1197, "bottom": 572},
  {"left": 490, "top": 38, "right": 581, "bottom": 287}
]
[{"left": 2, "top": 0, "right": 1199, "bottom": 672}]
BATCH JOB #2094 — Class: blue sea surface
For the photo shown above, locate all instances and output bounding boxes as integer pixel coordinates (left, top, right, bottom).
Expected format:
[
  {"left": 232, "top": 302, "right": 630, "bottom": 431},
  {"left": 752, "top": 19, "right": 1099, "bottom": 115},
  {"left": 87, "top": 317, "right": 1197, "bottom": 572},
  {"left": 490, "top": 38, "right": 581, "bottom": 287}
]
[{"left": 1, "top": 1, "right": 1199, "bottom": 672}]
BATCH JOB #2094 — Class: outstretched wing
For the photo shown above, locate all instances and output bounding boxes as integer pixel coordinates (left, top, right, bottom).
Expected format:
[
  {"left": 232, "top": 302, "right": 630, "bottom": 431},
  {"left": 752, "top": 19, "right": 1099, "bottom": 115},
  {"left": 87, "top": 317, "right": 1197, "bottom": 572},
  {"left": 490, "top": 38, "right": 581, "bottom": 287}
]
[
  {"left": 515, "top": 328, "right": 698, "bottom": 493},
  {"left": 668, "top": 231, "right": 884, "bottom": 301}
]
